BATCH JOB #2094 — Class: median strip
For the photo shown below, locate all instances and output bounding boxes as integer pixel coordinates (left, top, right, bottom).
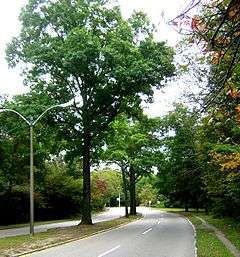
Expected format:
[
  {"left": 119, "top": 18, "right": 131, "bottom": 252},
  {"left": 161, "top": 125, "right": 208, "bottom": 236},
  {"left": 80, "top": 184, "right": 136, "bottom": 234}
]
[{"left": 0, "top": 215, "right": 141, "bottom": 257}]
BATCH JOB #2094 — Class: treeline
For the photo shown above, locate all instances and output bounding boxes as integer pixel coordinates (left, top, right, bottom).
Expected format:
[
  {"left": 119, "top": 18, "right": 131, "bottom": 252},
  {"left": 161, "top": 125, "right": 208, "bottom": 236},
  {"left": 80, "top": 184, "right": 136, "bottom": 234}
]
[
  {"left": 153, "top": 104, "right": 240, "bottom": 218},
  {"left": 159, "top": 0, "right": 240, "bottom": 217},
  {"left": 0, "top": 103, "right": 122, "bottom": 224}
]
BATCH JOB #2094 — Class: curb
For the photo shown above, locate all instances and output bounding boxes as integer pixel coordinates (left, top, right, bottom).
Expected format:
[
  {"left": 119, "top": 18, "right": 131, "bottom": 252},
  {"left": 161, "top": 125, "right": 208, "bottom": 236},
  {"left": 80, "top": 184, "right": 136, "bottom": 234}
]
[
  {"left": 195, "top": 216, "right": 240, "bottom": 257},
  {"left": 185, "top": 217, "right": 198, "bottom": 257},
  {"left": 12, "top": 215, "right": 143, "bottom": 257}
]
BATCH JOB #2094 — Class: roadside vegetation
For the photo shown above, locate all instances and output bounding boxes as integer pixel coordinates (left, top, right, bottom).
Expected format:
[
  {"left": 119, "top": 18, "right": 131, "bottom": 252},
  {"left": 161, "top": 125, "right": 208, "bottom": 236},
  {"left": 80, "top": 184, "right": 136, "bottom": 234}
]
[
  {"left": 196, "top": 229, "right": 235, "bottom": 257},
  {"left": 195, "top": 213, "right": 240, "bottom": 253}
]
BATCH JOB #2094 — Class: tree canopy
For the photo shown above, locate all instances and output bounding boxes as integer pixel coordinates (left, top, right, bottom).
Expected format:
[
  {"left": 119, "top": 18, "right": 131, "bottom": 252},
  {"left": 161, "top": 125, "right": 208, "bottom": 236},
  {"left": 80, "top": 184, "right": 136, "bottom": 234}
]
[{"left": 6, "top": 0, "right": 175, "bottom": 224}]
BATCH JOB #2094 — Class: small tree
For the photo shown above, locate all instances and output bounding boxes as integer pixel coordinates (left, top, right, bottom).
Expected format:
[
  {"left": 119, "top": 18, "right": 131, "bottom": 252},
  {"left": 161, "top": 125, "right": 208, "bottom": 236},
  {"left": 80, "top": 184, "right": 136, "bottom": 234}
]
[{"left": 105, "top": 114, "right": 162, "bottom": 215}]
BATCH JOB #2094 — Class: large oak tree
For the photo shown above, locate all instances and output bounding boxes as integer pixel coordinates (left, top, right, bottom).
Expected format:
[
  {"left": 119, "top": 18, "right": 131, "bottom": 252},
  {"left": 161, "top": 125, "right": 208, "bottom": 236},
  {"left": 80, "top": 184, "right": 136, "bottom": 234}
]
[{"left": 6, "top": 0, "right": 175, "bottom": 224}]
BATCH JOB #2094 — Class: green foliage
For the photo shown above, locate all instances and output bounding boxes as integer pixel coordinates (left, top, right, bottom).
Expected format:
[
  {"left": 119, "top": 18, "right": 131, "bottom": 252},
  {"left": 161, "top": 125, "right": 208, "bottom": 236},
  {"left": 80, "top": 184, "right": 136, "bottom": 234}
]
[
  {"left": 196, "top": 95, "right": 240, "bottom": 217},
  {"left": 155, "top": 104, "right": 204, "bottom": 210},
  {"left": 6, "top": 0, "right": 175, "bottom": 222},
  {"left": 6, "top": 0, "right": 175, "bottom": 142},
  {"left": 175, "top": 0, "right": 240, "bottom": 219},
  {"left": 103, "top": 114, "right": 163, "bottom": 214},
  {"left": 106, "top": 114, "right": 162, "bottom": 176},
  {"left": 137, "top": 175, "right": 158, "bottom": 206},
  {"left": 42, "top": 161, "right": 83, "bottom": 219}
]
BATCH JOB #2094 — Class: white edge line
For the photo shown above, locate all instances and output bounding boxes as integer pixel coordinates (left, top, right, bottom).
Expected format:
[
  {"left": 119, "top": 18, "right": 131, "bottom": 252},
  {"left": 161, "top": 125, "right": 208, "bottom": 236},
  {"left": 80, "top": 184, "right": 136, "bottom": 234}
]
[
  {"left": 142, "top": 227, "right": 152, "bottom": 235},
  {"left": 186, "top": 218, "right": 197, "bottom": 257},
  {"left": 98, "top": 245, "right": 121, "bottom": 257}
]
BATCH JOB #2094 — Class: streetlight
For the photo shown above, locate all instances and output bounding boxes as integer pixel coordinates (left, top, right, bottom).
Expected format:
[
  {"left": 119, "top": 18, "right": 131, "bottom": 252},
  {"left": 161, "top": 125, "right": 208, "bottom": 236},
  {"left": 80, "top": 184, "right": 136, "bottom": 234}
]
[
  {"left": 118, "top": 192, "right": 121, "bottom": 208},
  {"left": 0, "top": 100, "right": 77, "bottom": 236},
  {"left": 117, "top": 187, "right": 121, "bottom": 208}
]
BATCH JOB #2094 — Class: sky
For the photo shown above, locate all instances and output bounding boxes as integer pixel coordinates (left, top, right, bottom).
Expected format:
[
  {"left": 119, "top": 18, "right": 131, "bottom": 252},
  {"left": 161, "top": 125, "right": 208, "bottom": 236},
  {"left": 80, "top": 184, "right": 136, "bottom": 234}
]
[{"left": 0, "top": 0, "right": 190, "bottom": 117}]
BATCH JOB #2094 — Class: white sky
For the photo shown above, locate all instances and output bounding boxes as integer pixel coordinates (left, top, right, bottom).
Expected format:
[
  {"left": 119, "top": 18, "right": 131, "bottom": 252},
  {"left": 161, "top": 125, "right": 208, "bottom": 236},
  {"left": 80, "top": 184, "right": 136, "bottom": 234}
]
[{"left": 0, "top": 0, "right": 190, "bottom": 116}]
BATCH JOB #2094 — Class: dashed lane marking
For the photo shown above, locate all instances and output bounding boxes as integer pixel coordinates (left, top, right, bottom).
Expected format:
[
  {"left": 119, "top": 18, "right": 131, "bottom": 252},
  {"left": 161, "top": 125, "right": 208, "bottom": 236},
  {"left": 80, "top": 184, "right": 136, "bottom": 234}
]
[
  {"left": 98, "top": 245, "right": 121, "bottom": 257},
  {"left": 142, "top": 228, "right": 152, "bottom": 235}
]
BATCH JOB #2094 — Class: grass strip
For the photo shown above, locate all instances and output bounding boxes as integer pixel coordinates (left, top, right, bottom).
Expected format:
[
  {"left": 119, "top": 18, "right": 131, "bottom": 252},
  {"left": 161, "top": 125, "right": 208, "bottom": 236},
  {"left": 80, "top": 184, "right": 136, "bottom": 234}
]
[
  {"left": 196, "top": 214, "right": 240, "bottom": 252},
  {"left": 0, "top": 210, "right": 104, "bottom": 230},
  {"left": 0, "top": 215, "right": 140, "bottom": 257},
  {"left": 181, "top": 212, "right": 236, "bottom": 257},
  {"left": 0, "top": 218, "right": 77, "bottom": 230},
  {"left": 196, "top": 227, "right": 235, "bottom": 257}
]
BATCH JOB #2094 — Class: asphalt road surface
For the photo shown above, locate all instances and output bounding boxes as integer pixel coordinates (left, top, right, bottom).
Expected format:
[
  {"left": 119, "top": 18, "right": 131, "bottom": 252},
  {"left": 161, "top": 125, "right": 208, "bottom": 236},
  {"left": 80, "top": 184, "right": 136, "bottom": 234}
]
[
  {"left": 0, "top": 207, "right": 125, "bottom": 238},
  {"left": 26, "top": 208, "right": 196, "bottom": 257}
]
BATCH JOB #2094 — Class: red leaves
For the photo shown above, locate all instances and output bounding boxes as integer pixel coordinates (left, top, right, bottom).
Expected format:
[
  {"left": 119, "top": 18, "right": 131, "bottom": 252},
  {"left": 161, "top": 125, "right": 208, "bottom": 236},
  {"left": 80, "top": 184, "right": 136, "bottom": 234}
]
[
  {"left": 227, "top": 89, "right": 240, "bottom": 99},
  {"left": 95, "top": 179, "right": 107, "bottom": 194},
  {"left": 191, "top": 16, "right": 199, "bottom": 30},
  {"left": 191, "top": 15, "right": 207, "bottom": 33}
]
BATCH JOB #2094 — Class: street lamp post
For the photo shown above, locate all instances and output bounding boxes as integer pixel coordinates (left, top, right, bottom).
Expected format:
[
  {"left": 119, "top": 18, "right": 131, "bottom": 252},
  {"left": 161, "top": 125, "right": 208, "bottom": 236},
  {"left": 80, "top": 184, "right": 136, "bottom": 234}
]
[
  {"left": 118, "top": 192, "right": 121, "bottom": 208},
  {"left": 0, "top": 102, "right": 73, "bottom": 236}
]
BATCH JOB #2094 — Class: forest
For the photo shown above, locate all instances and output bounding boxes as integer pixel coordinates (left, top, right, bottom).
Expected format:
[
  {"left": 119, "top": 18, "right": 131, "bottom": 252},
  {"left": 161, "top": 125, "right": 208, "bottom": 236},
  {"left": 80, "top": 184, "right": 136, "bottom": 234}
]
[{"left": 0, "top": 0, "right": 239, "bottom": 226}]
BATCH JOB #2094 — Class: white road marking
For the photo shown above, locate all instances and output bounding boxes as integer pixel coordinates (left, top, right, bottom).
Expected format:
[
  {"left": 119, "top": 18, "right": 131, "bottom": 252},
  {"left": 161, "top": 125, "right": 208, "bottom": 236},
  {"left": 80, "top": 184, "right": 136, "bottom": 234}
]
[
  {"left": 157, "top": 220, "right": 161, "bottom": 224},
  {"left": 142, "top": 227, "right": 152, "bottom": 235},
  {"left": 98, "top": 245, "right": 121, "bottom": 257}
]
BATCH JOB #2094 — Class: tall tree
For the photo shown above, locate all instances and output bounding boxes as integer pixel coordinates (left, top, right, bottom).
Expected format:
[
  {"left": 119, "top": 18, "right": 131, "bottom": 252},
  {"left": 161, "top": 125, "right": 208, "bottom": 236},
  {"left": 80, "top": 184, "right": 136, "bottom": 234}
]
[
  {"left": 6, "top": 0, "right": 175, "bottom": 224},
  {"left": 105, "top": 114, "right": 162, "bottom": 215},
  {"left": 165, "top": 0, "right": 239, "bottom": 216},
  {"left": 156, "top": 104, "right": 204, "bottom": 211}
]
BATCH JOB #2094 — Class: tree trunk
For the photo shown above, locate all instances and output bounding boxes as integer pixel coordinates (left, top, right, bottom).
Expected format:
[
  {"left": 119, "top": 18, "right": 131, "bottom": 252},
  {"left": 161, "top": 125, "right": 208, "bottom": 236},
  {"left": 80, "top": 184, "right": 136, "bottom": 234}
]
[
  {"left": 121, "top": 166, "right": 129, "bottom": 218},
  {"left": 80, "top": 135, "right": 92, "bottom": 225},
  {"left": 129, "top": 166, "right": 136, "bottom": 215},
  {"left": 184, "top": 199, "right": 189, "bottom": 212}
]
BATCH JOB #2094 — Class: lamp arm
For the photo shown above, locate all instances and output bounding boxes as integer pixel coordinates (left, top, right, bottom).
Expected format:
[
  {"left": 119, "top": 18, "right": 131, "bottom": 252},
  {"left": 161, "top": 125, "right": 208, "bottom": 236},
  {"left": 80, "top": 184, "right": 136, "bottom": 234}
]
[
  {"left": 32, "top": 104, "right": 61, "bottom": 126},
  {"left": 0, "top": 108, "right": 31, "bottom": 126}
]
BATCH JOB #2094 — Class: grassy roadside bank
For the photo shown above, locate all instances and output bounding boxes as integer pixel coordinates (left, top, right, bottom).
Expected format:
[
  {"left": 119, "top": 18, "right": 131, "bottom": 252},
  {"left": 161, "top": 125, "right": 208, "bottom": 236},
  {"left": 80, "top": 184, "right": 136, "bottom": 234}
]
[
  {"left": 0, "top": 218, "right": 77, "bottom": 230},
  {"left": 196, "top": 213, "right": 240, "bottom": 252},
  {"left": 159, "top": 208, "right": 240, "bottom": 257},
  {"left": 0, "top": 209, "right": 105, "bottom": 230},
  {"left": 0, "top": 215, "right": 140, "bottom": 257}
]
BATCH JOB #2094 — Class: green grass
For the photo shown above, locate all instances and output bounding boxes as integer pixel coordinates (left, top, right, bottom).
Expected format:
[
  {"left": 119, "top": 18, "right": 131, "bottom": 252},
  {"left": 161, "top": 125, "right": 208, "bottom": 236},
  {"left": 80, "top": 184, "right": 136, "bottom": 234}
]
[
  {"left": 196, "top": 213, "right": 240, "bottom": 252},
  {"left": 0, "top": 215, "right": 140, "bottom": 257},
  {"left": 0, "top": 209, "right": 107, "bottom": 230},
  {"left": 184, "top": 213, "right": 235, "bottom": 257},
  {"left": 197, "top": 228, "right": 235, "bottom": 257},
  {"left": 0, "top": 218, "right": 78, "bottom": 230}
]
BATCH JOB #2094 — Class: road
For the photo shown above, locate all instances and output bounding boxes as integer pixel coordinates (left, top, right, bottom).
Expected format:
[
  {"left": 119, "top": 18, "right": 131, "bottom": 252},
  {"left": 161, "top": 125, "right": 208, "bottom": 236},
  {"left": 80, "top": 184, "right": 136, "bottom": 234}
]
[
  {"left": 26, "top": 208, "right": 196, "bottom": 257},
  {"left": 0, "top": 207, "right": 125, "bottom": 238}
]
